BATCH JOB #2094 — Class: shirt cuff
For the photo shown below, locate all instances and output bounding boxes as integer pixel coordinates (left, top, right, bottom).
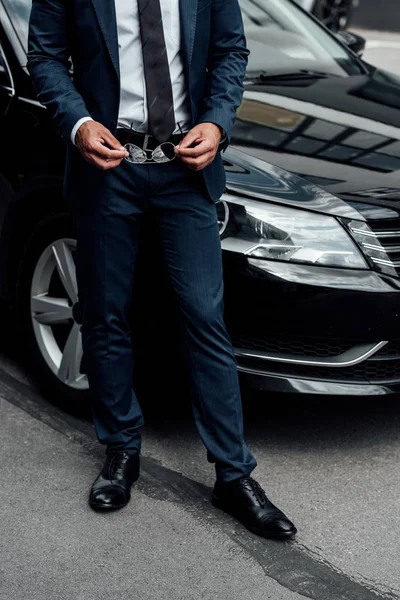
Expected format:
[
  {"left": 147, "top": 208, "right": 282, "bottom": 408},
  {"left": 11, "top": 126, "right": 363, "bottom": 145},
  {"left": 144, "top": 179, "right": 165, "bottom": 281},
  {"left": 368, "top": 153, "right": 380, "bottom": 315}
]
[{"left": 71, "top": 117, "right": 93, "bottom": 145}]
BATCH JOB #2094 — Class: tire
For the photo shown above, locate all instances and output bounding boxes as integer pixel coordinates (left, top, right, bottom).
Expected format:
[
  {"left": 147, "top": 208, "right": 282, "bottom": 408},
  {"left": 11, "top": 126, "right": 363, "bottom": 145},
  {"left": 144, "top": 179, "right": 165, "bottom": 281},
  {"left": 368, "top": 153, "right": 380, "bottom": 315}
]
[
  {"left": 313, "top": 0, "right": 353, "bottom": 32},
  {"left": 16, "top": 213, "right": 92, "bottom": 415}
]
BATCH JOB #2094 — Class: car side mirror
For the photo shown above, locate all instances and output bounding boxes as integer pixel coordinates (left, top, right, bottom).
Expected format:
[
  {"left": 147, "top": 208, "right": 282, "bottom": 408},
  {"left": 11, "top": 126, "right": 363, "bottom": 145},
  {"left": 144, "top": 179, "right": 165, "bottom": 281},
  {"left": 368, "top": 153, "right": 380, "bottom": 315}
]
[{"left": 335, "top": 30, "right": 366, "bottom": 56}]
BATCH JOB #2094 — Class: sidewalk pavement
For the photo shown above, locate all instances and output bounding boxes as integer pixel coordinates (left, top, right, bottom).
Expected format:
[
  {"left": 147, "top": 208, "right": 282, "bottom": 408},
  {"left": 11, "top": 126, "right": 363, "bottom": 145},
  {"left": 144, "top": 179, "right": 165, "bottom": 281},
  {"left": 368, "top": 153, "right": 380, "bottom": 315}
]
[
  {"left": 0, "top": 394, "right": 303, "bottom": 600},
  {"left": 353, "top": 28, "right": 400, "bottom": 76}
]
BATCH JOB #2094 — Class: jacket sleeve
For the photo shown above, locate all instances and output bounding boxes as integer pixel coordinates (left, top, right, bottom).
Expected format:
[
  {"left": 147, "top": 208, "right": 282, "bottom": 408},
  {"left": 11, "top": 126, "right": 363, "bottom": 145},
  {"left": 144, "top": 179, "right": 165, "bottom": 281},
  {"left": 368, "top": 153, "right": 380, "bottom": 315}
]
[
  {"left": 27, "top": 0, "right": 91, "bottom": 143},
  {"left": 198, "top": 0, "right": 249, "bottom": 148}
]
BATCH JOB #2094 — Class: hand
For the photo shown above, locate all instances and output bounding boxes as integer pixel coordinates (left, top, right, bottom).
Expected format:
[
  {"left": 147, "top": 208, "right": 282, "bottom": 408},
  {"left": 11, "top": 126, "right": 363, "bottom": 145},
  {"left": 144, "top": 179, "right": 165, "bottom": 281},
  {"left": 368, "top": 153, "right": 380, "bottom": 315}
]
[
  {"left": 75, "top": 120, "right": 129, "bottom": 170},
  {"left": 175, "top": 123, "right": 222, "bottom": 171}
]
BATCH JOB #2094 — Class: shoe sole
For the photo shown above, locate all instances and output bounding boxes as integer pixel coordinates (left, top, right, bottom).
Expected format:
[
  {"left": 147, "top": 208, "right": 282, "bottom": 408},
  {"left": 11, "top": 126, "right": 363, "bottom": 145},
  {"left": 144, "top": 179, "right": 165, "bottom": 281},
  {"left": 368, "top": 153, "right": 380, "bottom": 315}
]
[
  {"left": 89, "top": 500, "right": 129, "bottom": 511},
  {"left": 212, "top": 496, "right": 297, "bottom": 540}
]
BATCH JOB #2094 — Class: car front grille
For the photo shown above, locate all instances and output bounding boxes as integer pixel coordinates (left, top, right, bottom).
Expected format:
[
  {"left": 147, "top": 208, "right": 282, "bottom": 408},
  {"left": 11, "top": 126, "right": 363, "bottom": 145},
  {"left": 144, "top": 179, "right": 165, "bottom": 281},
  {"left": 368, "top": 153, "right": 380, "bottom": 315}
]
[
  {"left": 356, "top": 359, "right": 400, "bottom": 381},
  {"left": 237, "top": 357, "right": 400, "bottom": 383},
  {"left": 373, "top": 339, "right": 400, "bottom": 357},
  {"left": 348, "top": 218, "right": 400, "bottom": 277},
  {"left": 230, "top": 333, "right": 356, "bottom": 358},
  {"left": 233, "top": 335, "right": 400, "bottom": 384}
]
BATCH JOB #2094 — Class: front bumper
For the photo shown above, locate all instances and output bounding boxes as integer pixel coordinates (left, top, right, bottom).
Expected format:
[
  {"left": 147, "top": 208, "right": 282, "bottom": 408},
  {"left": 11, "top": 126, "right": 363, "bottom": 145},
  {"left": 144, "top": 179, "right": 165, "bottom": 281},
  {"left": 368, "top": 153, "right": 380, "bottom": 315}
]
[
  {"left": 223, "top": 254, "right": 400, "bottom": 396},
  {"left": 238, "top": 370, "right": 400, "bottom": 396}
]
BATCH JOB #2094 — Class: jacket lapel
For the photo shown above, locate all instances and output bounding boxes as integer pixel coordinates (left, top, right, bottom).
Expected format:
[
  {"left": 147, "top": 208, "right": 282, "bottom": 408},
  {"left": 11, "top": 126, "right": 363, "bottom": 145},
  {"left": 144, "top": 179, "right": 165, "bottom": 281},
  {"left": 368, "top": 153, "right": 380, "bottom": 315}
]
[
  {"left": 91, "top": 0, "right": 120, "bottom": 79},
  {"left": 179, "top": 0, "right": 198, "bottom": 68}
]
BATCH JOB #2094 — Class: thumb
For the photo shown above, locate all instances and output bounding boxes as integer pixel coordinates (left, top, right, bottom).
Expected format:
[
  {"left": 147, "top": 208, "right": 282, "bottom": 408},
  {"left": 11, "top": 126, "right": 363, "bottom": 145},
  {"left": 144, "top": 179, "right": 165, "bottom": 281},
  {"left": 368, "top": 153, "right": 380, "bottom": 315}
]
[
  {"left": 178, "top": 128, "right": 201, "bottom": 150},
  {"left": 102, "top": 129, "right": 125, "bottom": 151}
]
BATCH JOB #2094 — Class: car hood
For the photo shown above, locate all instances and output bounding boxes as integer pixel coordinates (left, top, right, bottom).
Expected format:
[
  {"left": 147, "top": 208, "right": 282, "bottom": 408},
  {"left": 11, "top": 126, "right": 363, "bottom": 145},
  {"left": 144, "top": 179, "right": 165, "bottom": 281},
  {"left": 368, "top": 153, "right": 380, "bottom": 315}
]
[{"left": 227, "top": 69, "right": 400, "bottom": 222}]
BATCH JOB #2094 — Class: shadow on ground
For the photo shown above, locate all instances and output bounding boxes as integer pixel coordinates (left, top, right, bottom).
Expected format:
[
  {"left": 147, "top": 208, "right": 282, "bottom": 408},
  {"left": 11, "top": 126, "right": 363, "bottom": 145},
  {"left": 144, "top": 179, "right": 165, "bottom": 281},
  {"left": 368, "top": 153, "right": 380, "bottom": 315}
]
[{"left": 1, "top": 303, "right": 399, "bottom": 457}]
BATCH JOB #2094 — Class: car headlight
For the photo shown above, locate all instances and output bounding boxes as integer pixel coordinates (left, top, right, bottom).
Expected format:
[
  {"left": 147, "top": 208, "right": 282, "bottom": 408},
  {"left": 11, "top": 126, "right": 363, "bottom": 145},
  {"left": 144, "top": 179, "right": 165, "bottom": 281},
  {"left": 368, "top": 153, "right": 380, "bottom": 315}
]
[{"left": 217, "top": 194, "right": 368, "bottom": 269}]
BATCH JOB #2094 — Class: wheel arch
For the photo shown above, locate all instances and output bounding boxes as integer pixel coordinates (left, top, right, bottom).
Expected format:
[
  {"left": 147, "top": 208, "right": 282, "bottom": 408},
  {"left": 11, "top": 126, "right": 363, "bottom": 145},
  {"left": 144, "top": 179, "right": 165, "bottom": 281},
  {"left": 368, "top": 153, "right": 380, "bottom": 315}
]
[{"left": 1, "top": 180, "right": 71, "bottom": 307}]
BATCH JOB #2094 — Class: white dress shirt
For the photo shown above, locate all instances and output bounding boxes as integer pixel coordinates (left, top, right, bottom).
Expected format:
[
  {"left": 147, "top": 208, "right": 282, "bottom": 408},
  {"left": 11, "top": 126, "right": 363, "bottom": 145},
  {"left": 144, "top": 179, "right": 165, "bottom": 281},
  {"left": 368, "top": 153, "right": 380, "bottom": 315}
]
[{"left": 71, "top": 0, "right": 191, "bottom": 144}]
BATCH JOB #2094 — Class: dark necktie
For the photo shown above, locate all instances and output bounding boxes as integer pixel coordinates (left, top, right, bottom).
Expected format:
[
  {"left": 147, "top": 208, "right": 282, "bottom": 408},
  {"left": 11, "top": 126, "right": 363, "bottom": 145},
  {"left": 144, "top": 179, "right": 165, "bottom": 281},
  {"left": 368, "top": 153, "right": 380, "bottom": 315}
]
[{"left": 137, "top": 0, "right": 176, "bottom": 143}]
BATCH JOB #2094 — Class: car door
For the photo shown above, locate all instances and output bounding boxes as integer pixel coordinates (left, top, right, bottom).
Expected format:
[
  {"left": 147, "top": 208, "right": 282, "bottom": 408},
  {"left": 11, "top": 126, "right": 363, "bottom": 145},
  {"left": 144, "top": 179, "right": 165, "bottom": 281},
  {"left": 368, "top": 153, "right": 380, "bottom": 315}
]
[
  {"left": 0, "top": 0, "right": 65, "bottom": 191},
  {"left": 0, "top": 34, "right": 16, "bottom": 191},
  {"left": 0, "top": 0, "right": 66, "bottom": 306},
  {"left": 0, "top": 40, "right": 13, "bottom": 115}
]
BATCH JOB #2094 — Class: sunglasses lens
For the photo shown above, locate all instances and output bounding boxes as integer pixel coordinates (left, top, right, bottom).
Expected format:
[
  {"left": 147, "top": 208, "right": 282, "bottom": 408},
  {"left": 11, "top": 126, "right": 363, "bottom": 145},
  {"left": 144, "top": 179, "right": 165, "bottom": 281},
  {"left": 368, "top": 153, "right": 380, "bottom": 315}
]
[
  {"left": 124, "top": 144, "right": 147, "bottom": 164},
  {"left": 153, "top": 142, "right": 176, "bottom": 163}
]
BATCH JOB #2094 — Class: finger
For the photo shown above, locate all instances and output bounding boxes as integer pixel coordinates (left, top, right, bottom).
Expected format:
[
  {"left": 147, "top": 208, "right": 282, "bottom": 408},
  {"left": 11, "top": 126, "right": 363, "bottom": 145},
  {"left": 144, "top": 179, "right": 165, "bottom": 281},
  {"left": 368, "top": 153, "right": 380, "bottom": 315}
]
[
  {"left": 178, "top": 128, "right": 202, "bottom": 149},
  {"left": 180, "top": 153, "right": 214, "bottom": 171},
  {"left": 90, "top": 140, "right": 128, "bottom": 160},
  {"left": 181, "top": 148, "right": 215, "bottom": 163},
  {"left": 98, "top": 159, "right": 123, "bottom": 170},
  {"left": 101, "top": 130, "right": 126, "bottom": 151},
  {"left": 103, "top": 158, "right": 125, "bottom": 170},
  {"left": 180, "top": 150, "right": 213, "bottom": 164},
  {"left": 85, "top": 153, "right": 123, "bottom": 170},
  {"left": 177, "top": 139, "right": 213, "bottom": 158}
]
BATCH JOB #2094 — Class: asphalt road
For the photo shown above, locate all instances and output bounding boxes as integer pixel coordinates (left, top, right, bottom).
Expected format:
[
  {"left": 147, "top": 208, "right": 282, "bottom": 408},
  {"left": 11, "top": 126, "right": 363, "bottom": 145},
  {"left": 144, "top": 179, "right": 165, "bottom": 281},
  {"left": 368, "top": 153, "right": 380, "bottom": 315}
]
[{"left": 0, "top": 326, "right": 400, "bottom": 599}]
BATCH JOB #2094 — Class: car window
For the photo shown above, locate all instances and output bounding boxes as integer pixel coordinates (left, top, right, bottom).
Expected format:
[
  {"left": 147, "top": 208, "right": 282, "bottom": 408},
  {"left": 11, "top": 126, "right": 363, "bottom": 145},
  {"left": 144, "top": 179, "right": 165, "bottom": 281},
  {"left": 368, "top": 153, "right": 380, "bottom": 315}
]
[
  {"left": 240, "top": 0, "right": 363, "bottom": 77},
  {"left": 0, "top": 44, "right": 12, "bottom": 88},
  {"left": 2, "top": 0, "right": 31, "bottom": 52}
]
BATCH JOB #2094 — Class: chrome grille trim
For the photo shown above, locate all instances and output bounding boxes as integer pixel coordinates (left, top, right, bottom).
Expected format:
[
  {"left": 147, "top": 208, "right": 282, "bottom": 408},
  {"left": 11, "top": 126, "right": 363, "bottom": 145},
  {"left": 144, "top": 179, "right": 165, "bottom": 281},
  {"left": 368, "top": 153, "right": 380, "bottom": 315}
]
[
  {"left": 234, "top": 341, "right": 388, "bottom": 368},
  {"left": 371, "top": 257, "right": 400, "bottom": 267},
  {"left": 349, "top": 220, "right": 400, "bottom": 276},
  {"left": 350, "top": 227, "right": 400, "bottom": 239},
  {"left": 369, "top": 354, "right": 400, "bottom": 362},
  {"left": 362, "top": 243, "right": 400, "bottom": 253}
]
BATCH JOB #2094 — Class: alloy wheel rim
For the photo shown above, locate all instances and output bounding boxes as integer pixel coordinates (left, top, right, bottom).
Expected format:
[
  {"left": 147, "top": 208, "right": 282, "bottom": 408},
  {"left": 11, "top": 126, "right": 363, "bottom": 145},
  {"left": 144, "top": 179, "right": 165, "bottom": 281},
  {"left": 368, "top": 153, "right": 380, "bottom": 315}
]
[{"left": 30, "top": 238, "right": 89, "bottom": 390}]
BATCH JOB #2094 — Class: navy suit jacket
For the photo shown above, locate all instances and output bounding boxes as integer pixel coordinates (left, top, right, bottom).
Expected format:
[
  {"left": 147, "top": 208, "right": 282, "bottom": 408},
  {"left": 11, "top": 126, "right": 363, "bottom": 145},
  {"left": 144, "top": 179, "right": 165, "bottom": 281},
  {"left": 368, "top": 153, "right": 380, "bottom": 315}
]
[{"left": 27, "top": 0, "right": 249, "bottom": 202}]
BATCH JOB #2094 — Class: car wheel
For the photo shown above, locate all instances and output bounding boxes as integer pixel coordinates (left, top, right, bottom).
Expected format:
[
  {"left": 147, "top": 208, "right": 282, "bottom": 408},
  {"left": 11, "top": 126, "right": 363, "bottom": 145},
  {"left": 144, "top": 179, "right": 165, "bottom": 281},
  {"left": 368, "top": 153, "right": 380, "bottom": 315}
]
[
  {"left": 313, "top": 0, "right": 353, "bottom": 32},
  {"left": 17, "top": 214, "right": 91, "bottom": 413}
]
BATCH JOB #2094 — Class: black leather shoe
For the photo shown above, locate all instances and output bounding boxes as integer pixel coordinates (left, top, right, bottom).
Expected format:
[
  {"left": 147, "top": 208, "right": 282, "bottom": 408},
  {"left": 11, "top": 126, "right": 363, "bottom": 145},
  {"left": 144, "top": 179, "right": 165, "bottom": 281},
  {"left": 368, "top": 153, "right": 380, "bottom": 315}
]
[
  {"left": 212, "top": 476, "right": 297, "bottom": 540},
  {"left": 89, "top": 452, "right": 140, "bottom": 511}
]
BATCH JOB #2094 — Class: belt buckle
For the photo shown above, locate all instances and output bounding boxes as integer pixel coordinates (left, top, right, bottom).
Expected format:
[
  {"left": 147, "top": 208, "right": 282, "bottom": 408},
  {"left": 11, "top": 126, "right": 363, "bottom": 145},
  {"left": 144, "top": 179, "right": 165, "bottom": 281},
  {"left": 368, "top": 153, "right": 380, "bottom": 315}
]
[
  {"left": 142, "top": 133, "right": 151, "bottom": 153},
  {"left": 142, "top": 133, "right": 158, "bottom": 163}
]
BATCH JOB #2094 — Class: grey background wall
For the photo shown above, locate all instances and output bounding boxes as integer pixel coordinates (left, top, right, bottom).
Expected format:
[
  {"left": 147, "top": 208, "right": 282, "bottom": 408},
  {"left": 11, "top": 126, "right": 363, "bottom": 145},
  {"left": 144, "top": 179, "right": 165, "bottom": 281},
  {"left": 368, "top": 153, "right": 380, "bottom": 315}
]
[{"left": 353, "top": 0, "right": 399, "bottom": 32}]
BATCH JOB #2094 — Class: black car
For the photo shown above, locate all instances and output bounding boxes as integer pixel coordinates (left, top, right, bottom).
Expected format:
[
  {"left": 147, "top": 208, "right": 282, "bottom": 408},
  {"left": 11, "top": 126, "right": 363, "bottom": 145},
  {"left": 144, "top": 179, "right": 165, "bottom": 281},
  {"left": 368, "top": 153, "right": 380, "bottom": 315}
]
[{"left": 0, "top": 0, "right": 400, "bottom": 408}]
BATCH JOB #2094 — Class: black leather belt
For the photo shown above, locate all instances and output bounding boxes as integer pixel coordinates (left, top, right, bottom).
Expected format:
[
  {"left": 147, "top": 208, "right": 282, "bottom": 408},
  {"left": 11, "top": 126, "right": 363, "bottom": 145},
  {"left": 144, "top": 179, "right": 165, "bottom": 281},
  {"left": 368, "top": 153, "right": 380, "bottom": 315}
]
[{"left": 115, "top": 128, "right": 183, "bottom": 150}]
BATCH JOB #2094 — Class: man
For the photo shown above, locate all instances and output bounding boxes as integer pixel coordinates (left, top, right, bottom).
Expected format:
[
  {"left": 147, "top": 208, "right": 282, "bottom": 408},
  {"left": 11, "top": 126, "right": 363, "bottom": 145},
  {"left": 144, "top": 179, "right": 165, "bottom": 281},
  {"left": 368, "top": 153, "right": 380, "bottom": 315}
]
[{"left": 27, "top": 0, "right": 297, "bottom": 540}]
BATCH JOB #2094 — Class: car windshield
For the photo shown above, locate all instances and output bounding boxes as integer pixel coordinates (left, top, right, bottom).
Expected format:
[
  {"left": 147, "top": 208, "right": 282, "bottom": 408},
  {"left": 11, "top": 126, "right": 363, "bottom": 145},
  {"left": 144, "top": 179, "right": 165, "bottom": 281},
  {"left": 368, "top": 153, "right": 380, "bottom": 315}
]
[
  {"left": 240, "top": 0, "right": 363, "bottom": 77},
  {"left": 4, "top": 0, "right": 362, "bottom": 79},
  {"left": 2, "top": 0, "right": 31, "bottom": 51}
]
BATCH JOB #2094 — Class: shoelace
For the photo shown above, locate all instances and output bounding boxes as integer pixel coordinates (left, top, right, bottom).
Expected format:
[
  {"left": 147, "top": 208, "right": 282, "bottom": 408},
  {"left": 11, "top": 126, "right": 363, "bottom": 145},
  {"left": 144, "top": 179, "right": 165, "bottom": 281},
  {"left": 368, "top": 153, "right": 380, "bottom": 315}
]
[
  {"left": 108, "top": 454, "right": 130, "bottom": 480},
  {"left": 239, "top": 477, "right": 267, "bottom": 507}
]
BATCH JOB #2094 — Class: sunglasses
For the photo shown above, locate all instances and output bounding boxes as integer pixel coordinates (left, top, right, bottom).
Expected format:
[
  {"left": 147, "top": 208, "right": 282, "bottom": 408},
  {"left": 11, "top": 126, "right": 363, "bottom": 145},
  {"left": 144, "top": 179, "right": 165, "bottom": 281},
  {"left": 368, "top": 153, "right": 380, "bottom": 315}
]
[{"left": 124, "top": 123, "right": 184, "bottom": 165}]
